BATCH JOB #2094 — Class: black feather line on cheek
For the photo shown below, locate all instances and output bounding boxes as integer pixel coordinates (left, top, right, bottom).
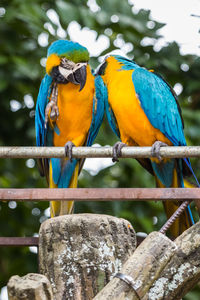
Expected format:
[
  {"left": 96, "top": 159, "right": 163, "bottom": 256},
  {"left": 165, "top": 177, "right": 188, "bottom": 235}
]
[{"left": 51, "top": 66, "right": 68, "bottom": 84}]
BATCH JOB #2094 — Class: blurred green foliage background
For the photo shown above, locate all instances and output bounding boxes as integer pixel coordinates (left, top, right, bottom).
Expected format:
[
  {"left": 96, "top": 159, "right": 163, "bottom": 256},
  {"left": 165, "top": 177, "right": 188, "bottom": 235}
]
[{"left": 0, "top": 0, "right": 200, "bottom": 299}]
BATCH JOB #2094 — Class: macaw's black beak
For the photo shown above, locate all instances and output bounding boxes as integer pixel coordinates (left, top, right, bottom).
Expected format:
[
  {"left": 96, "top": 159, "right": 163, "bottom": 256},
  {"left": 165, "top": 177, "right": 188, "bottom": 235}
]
[
  {"left": 73, "top": 64, "right": 87, "bottom": 91},
  {"left": 58, "top": 63, "right": 87, "bottom": 91}
]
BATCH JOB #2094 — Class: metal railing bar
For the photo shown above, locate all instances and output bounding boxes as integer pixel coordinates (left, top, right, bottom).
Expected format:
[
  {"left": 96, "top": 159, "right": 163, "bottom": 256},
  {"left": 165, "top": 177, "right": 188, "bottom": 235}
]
[
  {"left": 1, "top": 146, "right": 200, "bottom": 159},
  {"left": 0, "top": 236, "right": 145, "bottom": 247},
  {"left": 0, "top": 188, "right": 200, "bottom": 201},
  {"left": 0, "top": 237, "right": 39, "bottom": 246}
]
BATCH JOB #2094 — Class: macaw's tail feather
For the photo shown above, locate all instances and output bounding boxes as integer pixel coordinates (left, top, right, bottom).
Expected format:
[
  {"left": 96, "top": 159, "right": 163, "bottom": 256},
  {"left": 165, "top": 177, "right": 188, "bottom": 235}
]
[
  {"left": 155, "top": 169, "right": 194, "bottom": 238},
  {"left": 183, "top": 158, "right": 200, "bottom": 187},
  {"left": 49, "top": 160, "right": 79, "bottom": 217},
  {"left": 183, "top": 179, "right": 197, "bottom": 188}
]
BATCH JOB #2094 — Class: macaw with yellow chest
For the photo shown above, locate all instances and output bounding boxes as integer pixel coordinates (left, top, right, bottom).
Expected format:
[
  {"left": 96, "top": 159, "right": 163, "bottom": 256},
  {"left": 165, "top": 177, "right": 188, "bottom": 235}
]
[
  {"left": 97, "top": 55, "right": 199, "bottom": 237},
  {"left": 35, "top": 40, "right": 104, "bottom": 217}
]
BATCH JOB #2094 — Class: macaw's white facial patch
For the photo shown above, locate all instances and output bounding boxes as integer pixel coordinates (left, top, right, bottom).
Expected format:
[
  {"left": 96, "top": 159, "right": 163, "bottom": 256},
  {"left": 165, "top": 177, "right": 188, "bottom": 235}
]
[{"left": 58, "top": 66, "right": 72, "bottom": 79}]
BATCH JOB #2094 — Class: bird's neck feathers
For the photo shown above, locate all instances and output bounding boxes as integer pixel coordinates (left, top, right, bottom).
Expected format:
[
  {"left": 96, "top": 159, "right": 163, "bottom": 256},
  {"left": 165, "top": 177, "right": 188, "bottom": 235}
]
[
  {"left": 100, "top": 56, "right": 121, "bottom": 82},
  {"left": 104, "top": 55, "right": 139, "bottom": 73}
]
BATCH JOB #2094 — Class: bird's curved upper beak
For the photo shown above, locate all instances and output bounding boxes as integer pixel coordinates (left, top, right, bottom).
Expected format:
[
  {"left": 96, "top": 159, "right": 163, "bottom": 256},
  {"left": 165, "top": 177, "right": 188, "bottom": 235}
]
[{"left": 58, "top": 63, "right": 87, "bottom": 91}]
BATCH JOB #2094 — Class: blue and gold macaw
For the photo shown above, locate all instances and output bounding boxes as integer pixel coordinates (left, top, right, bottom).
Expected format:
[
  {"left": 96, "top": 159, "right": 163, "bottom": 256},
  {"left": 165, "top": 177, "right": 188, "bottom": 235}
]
[
  {"left": 97, "top": 55, "right": 198, "bottom": 237},
  {"left": 35, "top": 40, "right": 104, "bottom": 217}
]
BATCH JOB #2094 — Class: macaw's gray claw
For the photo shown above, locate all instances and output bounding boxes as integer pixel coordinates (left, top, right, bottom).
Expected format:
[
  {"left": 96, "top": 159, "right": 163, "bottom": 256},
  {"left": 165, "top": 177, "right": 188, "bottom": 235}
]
[
  {"left": 44, "top": 83, "right": 59, "bottom": 126},
  {"left": 151, "top": 141, "right": 168, "bottom": 161},
  {"left": 112, "top": 142, "right": 127, "bottom": 162},
  {"left": 65, "top": 141, "right": 75, "bottom": 162}
]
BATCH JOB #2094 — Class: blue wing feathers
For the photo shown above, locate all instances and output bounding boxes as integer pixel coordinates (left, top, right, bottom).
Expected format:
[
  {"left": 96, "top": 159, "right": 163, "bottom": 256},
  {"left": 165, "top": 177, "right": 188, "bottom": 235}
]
[
  {"left": 86, "top": 76, "right": 105, "bottom": 146},
  {"left": 152, "top": 160, "right": 176, "bottom": 187},
  {"left": 35, "top": 74, "right": 52, "bottom": 178},
  {"left": 51, "top": 158, "right": 78, "bottom": 188},
  {"left": 130, "top": 65, "right": 187, "bottom": 186},
  {"left": 35, "top": 74, "right": 52, "bottom": 147},
  {"left": 100, "top": 77, "right": 120, "bottom": 139},
  {"left": 51, "top": 158, "right": 61, "bottom": 184},
  {"left": 59, "top": 159, "right": 78, "bottom": 188},
  {"left": 132, "top": 68, "right": 186, "bottom": 146},
  {"left": 105, "top": 99, "right": 120, "bottom": 139}
]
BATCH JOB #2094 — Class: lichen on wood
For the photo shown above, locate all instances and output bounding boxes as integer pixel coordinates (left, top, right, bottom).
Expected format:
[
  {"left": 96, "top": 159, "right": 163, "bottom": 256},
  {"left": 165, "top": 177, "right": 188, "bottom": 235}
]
[
  {"left": 94, "top": 222, "right": 200, "bottom": 300},
  {"left": 94, "top": 231, "right": 177, "bottom": 300},
  {"left": 148, "top": 221, "right": 200, "bottom": 300},
  {"left": 39, "top": 213, "right": 136, "bottom": 300}
]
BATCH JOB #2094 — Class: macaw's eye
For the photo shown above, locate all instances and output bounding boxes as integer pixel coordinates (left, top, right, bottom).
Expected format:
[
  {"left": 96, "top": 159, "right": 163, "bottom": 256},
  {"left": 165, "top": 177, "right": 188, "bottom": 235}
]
[{"left": 64, "top": 63, "right": 73, "bottom": 70}]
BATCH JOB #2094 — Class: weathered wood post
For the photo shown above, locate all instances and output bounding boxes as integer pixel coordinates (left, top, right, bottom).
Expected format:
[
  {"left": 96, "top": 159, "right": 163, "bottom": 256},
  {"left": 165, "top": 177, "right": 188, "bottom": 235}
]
[
  {"left": 7, "top": 273, "right": 53, "bottom": 300},
  {"left": 39, "top": 213, "right": 137, "bottom": 299},
  {"left": 7, "top": 218, "right": 200, "bottom": 299},
  {"left": 94, "top": 231, "right": 177, "bottom": 300},
  {"left": 148, "top": 221, "right": 200, "bottom": 299},
  {"left": 94, "top": 221, "right": 200, "bottom": 300}
]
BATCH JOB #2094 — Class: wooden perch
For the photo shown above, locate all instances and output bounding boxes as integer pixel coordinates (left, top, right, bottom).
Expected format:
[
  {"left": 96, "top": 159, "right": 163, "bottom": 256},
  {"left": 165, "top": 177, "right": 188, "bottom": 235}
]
[
  {"left": 93, "top": 231, "right": 177, "bottom": 300},
  {"left": 148, "top": 221, "right": 200, "bottom": 299},
  {"left": 38, "top": 214, "right": 136, "bottom": 300},
  {"left": 7, "top": 273, "right": 53, "bottom": 300},
  {"left": 94, "top": 221, "right": 200, "bottom": 300}
]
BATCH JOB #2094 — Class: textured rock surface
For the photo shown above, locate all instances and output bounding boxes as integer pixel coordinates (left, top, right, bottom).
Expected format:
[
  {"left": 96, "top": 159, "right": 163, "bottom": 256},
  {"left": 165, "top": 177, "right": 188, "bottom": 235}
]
[
  {"left": 7, "top": 273, "right": 53, "bottom": 300},
  {"left": 39, "top": 213, "right": 136, "bottom": 300}
]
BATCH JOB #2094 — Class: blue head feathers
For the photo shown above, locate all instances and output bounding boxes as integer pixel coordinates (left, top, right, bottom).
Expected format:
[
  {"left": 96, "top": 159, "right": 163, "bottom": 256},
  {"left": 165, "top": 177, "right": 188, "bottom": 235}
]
[{"left": 47, "top": 40, "right": 89, "bottom": 63}]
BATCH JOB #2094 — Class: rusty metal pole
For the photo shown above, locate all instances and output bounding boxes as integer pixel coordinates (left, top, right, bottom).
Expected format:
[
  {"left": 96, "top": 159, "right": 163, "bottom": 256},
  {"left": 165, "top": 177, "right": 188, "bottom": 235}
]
[{"left": 159, "top": 200, "right": 191, "bottom": 234}]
